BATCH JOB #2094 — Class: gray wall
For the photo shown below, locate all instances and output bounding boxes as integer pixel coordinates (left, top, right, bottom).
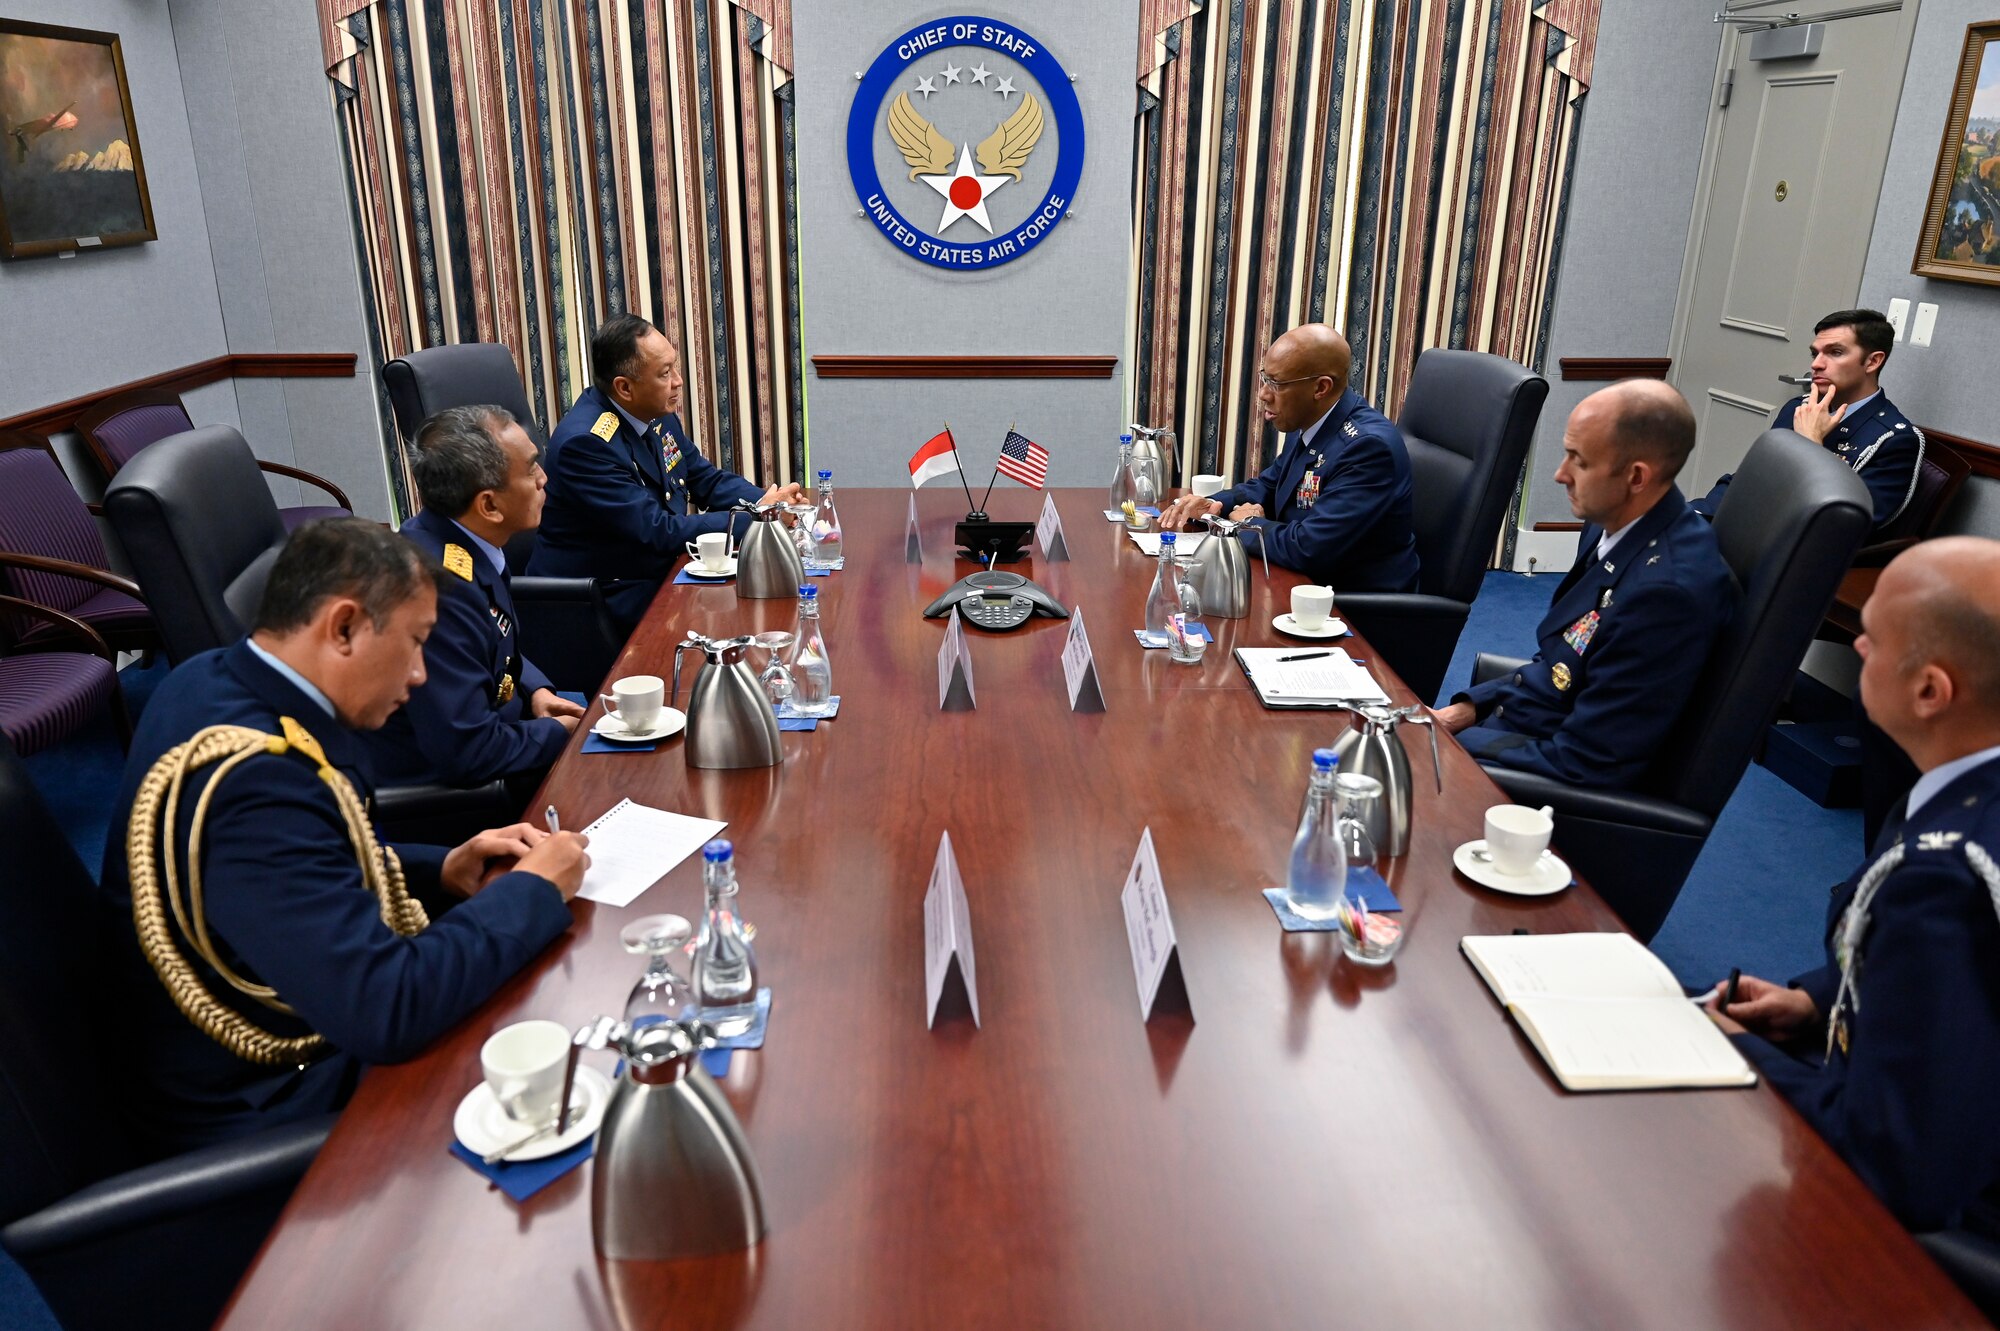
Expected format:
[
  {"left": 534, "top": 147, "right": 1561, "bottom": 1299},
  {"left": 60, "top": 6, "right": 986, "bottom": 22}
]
[
  {"left": 1521, "top": 0, "right": 1723, "bottom": 525},
  {"left": 0, "top": 0, "right": 388, "bottom": 517},
  {"left": 1857, "top": 0, "right": 2000, "bottom": 442},
  {"left": 793, "top": 4, "right": 1138, "bottom": 491}
]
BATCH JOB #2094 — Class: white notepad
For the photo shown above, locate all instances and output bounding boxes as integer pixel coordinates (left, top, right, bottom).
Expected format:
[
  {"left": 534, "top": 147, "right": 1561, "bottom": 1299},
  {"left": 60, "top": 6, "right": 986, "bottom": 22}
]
[
  {"left": 1233, "top": 646, "right": 1389, "bottom": 707},
  {"left": 1126, "top": 531, "right": 1207, "bottom": 556},
  {"left": 574, "top": 798, "right": 727, "bottom": 907},
  {"left": 1461, "top": 933, "right": 1757, "bottom": 1092}
]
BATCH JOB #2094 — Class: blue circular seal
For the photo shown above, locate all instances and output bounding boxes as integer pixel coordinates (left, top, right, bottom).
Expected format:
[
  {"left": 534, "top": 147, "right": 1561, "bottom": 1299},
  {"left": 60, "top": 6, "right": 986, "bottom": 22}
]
[{"left": 846, "top": 16, "right": 1085, "bottom": 270}]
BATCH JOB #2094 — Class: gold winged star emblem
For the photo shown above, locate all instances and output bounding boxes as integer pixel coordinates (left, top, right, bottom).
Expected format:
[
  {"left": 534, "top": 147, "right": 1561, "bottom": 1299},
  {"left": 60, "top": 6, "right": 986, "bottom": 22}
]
[{"left": 888, "top": 91, "right": 1043, "bottom": 235}]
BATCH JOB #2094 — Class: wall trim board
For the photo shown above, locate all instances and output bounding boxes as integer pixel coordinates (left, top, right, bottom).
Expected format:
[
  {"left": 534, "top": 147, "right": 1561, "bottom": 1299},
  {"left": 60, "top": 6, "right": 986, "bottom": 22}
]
[
  {"left": 1532, "top": 521, "right": 1585, "bottom": 531},
  {"left": 0, "top": 353, "right": 358, "bottom": 435},
  {"left": 810, "top": 355, "right": 1119, "bottom": 380},
  {"left": 1557, "top": 357, "right": 1672, "bottom": 381},
  {"left": 1927, "top": 426, "right": 2000, "bottom": 481}
]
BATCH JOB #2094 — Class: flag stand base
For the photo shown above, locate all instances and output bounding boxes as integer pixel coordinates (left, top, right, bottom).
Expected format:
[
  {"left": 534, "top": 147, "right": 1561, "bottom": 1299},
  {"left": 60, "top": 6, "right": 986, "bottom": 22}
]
[{"left": 955, "top": 518, "right": 1034, "bottom": 563}]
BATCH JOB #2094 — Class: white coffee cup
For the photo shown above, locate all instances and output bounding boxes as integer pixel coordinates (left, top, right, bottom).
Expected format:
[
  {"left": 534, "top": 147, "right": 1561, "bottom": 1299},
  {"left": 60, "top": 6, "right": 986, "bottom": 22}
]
[
  {"left": 599, "top": 674, "right": 664, "bottom": 734},
  {"left": 685, "top": 531, "right": 731, "bottom": 570},
  {"left": 1291, "top": 585, "right": 1336, "bottom": 630},
  {"left": 1192, "top": 473, "right": 1226, "bottom": 498},
  {"left": 1485, "top": 803, "right": 1555, "bottom": 876},
  {"left": 481, "top": 1019, "right": 571, "bottom": 1124}
]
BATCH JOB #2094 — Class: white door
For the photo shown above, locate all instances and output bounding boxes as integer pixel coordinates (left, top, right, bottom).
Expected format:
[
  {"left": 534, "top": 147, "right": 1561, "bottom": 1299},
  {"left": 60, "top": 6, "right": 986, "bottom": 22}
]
[{"left": 1670, "top": 1, "right": 1920, "bottom": 493}]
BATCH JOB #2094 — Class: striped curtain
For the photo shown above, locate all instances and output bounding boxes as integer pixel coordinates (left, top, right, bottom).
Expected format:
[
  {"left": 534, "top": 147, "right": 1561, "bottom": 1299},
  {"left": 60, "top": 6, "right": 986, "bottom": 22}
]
[
  {"left": 317, "top": 0, "right": 804, "bottom": 519},
  {"left": 1129, "top": 0, "right": 1600, "bottom": 488}
]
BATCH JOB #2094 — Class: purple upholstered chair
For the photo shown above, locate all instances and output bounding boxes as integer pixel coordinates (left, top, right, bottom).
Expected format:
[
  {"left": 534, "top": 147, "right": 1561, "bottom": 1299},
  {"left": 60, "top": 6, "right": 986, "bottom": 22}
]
[
  {"left": 74, "top": 389, "right": 353, "bottom": 531},
  {"left": 0, "top": 596, "right": 126, "bottom": 756},
  {"left": 0, "top": 432, "right": 157, "bottom": 656}
]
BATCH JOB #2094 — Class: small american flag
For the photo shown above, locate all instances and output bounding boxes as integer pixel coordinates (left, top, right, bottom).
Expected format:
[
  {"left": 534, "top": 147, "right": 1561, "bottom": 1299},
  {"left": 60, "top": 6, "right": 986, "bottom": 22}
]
[{"left": 995, "top": 430, "right": 1049, "bottom": 489}]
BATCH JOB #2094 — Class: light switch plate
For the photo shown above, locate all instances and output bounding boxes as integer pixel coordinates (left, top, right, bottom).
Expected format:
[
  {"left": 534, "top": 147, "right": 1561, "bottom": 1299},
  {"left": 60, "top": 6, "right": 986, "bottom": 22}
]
[
  {"left": 1912, "top": 302, "right": 1938, "bottom": 347},
  {"left": 1886, "top": 297, "right": 1910, "bottom": 341}
]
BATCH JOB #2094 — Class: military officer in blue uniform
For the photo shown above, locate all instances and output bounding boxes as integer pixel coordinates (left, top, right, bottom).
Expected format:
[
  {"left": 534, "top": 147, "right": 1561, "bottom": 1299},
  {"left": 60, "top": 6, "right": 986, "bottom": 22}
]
[
  {"left": 1711, "top": 537, "right": 2000, "bottom": 1234},
  {"left": 359, "top": 405, "right": 583, "bottom": 791},
  {"left": 97, "top": 519, "right": 590, "bottom": 1151},
  {"left": 1692, "top": 308, "right": 1924, "bottom": 535},
  {"left": 529, "top": 313, "right": 804, "bottom": 630},
  {"left": 1435, "top": 380, "right": 1738, "bottom": 788},
  {"left": 1160, "top": 323, "right": 1419, "bottom": 592}
]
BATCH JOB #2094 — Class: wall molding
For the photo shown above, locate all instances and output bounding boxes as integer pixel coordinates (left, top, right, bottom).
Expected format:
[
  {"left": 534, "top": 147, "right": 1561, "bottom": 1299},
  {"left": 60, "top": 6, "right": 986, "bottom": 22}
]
[
  {"left": 1557, "top": 357, "right": 1672, "bottom": 381},
  {"left": 810, "top": 355, "right": 1118, "bottom": 380},
  {"left": 1531, "top": 521, "right": 1584, "bottom": 532},
  {"left": 1928, "top": 426, "right": 2000, "bottom": 481},
  {"left": 0, "top": 352, "right": 358, "bottom": 435}
]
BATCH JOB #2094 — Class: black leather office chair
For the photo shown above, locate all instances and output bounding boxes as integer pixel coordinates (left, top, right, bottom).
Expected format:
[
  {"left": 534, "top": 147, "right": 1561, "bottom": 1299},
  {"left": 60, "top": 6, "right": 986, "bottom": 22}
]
[
  {"left": 0, "top": 734, "right": 333, "bottom": 1331},
  {"left": 1337, "top": 350, "right": 1547, "bottom": 703},
  {"left": 1471, "top": 430, "right": 1872, "bottom": 940},
  {"left": 382, "top": 343, "right": 622, "bottom": 692},
  {"left": 103, "top": 428, "right": 511, "bottom": 839},
  {"left": 1917, "top": 1228, "right": 2000, "bottom": 1322}
]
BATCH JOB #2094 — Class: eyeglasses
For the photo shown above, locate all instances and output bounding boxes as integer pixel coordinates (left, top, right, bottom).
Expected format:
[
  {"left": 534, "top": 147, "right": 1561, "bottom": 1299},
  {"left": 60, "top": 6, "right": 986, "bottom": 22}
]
[{"left": 1257, "top": 371, "right": 1320, "bottom": 391}]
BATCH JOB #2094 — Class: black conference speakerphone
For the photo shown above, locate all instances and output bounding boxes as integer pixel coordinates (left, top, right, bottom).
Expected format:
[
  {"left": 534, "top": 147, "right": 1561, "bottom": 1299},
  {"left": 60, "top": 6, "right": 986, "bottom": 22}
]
[{"left": 921, "top": 570, "right": 1069, "bottom": 631}]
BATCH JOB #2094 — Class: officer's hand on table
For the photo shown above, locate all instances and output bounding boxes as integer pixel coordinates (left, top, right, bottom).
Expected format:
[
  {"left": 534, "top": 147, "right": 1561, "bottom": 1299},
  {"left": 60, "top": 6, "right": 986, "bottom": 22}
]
[
  {"left": 761, "top": 482, "right": 806, "bottom": 508},
  {"left": 1160, "top": 496, "right": 1220, "bottom": 531},
  {"left": 442, "top": 823, "right": 545, "bottom": 898},
  {"left": 1789, "top": 380, "right": 1848, "bottom": 444},
  {"left": 1431, "top": 702, "right": 1477, "bottom": 734},
  {"left": 1229, "top": 503, "right": 1265, "bottom": 523},
  {"left": 1705, "top": 974, "right": 1817, "bottom": 1040},
  {"left": 530, "top": 688, "right": 586, "bottom": 733}
]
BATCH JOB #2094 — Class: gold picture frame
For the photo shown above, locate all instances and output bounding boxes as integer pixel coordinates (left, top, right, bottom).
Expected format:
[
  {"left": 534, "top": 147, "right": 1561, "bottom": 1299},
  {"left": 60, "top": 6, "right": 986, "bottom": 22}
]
[
  {"left": 1913, "top": 20, "right": 2000, "bottom": 287},
  {"left": 0, "top": 18, "right": 156, "bottom": 260}
]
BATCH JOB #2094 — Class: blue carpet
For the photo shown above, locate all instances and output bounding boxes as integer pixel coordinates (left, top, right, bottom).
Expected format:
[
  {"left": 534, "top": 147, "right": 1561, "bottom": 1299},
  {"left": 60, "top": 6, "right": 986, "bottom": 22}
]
[{"left": 0, "top": 1250, "right": 59, "bottom": 1331}]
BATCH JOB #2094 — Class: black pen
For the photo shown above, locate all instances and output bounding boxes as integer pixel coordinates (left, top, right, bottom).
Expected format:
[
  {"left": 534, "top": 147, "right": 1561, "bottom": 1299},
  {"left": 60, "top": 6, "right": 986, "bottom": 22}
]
[
  {"left": 1279, "top": 650, "right": 1331, "bottom": 663},
  {"left": 1723, "top": 966, "right": 1741, "bottom": 1007}
]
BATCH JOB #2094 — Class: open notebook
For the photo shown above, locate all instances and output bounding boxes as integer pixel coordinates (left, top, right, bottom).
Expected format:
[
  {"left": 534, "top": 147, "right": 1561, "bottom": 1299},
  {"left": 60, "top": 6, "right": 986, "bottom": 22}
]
[
  {"left": 1461, "top": 933, "right": 1757, "bottom": 1092},
  {"left": 1233, "top": 647, "right": 1389, "bottom": 708}
]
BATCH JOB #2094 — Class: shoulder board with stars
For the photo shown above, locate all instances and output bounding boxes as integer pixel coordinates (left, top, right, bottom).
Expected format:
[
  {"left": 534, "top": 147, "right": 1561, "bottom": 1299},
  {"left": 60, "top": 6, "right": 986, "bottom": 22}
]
[
  {"left": 1341, "top": 420, "right": 1360, "bottom": 438},
  {"left": 441, "top": 543, "right": 475, "bottom": 581},
  {"left": 590, "top": 411, "right": 621, "bottom": 441}
]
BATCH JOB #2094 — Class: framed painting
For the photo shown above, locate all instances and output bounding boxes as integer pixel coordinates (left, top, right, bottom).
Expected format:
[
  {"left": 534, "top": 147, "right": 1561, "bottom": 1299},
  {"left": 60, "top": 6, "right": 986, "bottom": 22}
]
[
  {"left": 0, "top": 18, "right": 154, "bottom": 260},
  {"left": 1914, "top": 20, "right": 2000, "bottom": 287}
]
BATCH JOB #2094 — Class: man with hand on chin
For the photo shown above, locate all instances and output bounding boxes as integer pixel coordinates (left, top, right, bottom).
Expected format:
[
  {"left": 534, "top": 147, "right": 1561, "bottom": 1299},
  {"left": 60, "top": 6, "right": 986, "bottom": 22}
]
[
  {"left": 1707, "top": 538, "right": 2000, "bottom": 1235},
  {"left": 99, "top": 519, "right": 590, "bottom": 1151},
  {"left": 1159, "top": 323, "right": 1419, "bottom": 593},
  {"left": 1692, "top": 308, "right": 1923, "bottom": 534}
]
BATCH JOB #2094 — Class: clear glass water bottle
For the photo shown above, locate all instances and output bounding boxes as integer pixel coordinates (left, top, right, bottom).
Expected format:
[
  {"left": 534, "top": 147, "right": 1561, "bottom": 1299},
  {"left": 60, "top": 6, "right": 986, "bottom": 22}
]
[
  {"left": 1285, "top": 749, "right": 1347, "bottom": 921},
  {"left": 620, "top": 914, "right": 694, "bottom": 1028},
  {"left": 785, "top": 584, "right": 833, "bottom": 716},
  {"left": 1145, "top": 531, "right": 1184, "bottom": 637},
  {"left": 1108, "top": 433, "right": 1136, "bottom": 516},
  {"left": 1168, "top": 552, "right": 1206, "bottom": 664},
  {"left": 808, "top": 468, "right": 844, "bottom": 569},
  {"left": 694, "top": 840, "right": 759, "bottom": 1037}
]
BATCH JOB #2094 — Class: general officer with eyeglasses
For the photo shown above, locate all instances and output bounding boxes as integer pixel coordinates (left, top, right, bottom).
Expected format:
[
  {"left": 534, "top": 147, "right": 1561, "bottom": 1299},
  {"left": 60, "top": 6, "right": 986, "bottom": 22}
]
[{"left": 1160, "top": 324, "right": 1419, "bottom": 592}]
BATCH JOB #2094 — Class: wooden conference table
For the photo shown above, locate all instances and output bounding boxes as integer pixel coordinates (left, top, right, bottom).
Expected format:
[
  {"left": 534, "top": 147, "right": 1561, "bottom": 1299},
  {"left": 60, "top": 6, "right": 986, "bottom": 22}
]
[{"left": 220, "top": 490, "right": 1980, "bottom": 1329}]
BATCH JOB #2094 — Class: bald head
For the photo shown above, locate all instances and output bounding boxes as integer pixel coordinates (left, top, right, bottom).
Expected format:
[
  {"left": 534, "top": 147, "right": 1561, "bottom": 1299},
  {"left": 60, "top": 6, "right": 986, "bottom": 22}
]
[
  {"left": 1259, "top": 325, "right": 1353, "bottom": 433},
  {"left": 1859, "top": 538, "right": 2000, "bottom": 768},
  {"left": 1590, "top": 379, "right": 1696, "bottom": 481}
]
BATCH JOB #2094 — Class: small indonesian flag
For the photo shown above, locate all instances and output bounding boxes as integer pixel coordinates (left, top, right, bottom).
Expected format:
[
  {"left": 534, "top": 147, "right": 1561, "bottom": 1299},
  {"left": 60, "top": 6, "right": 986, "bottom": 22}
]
[
  {"left": 995, "top": 429, "right": 1049, "bottom": 489},
  {"left": 909, "top": 428, "right": 961, "bottom": 489}
]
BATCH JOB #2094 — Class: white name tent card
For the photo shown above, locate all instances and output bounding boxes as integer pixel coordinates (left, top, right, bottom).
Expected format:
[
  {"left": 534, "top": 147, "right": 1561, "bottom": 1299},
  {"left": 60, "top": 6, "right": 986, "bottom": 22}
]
[
  {"left": 1060, "top": 605, "right": 1105, "bottom": 712},
  {"left": 923, "top": 831, "right": 981, "bottom": 1028},
  {"left": 574, "top": 799, "right": 728, "bottom": 907},
  {"left": 905, "top": 492, "right": 923, "bottom": 563},
  {"left": 938, "top": 606, "right": 977, "bottom": 710},
  {"left": 1035, "top": 491, "right": 1070, "bottom": 561},
  {"left": 1120, "top": 827, "right": 1193, "bottom": 1022}
]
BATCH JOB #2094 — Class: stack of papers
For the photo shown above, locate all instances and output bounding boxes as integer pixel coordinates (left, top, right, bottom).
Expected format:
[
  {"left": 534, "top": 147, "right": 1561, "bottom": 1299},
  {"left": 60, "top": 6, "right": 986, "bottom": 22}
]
[
  {"left": 1126, "top": 531, "right": 1208, "bottom": 557},
  {"left": 575, "top": 798, "right": 727, "bottom": 907},
  {"left": 1461, "top": 933, "right": 1757, "bottom": 1092},
  {"left": 1233, "top": 647, "right": 1388, "bottom": 707}
]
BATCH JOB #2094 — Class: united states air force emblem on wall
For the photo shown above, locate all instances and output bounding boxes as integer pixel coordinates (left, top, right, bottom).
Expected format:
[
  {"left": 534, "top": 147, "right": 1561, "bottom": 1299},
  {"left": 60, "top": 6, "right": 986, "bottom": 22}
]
[{"left": 846, "top": 16, "right": 1085, "bottom": 270}]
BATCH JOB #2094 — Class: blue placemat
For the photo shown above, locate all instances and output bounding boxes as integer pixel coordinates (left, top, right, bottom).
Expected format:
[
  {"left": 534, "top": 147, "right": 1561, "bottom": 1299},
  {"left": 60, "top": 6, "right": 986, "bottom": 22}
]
[
  {"left": 582, "top": 732, "right": 657, "bottom": 754},
  {"left": 1261, "top": 869, "right": 1402, "bottom": 932},
  {"left": 673, "top": 566, "right": 734, "bottom": 585},
  {"left": 448, "top": 1136, "right": 593, "bottom": 1202},
  {"left": 776, "top": 696, "right": 840, "bottom": 720},
  {"left": 1133, "top": 625, "right": 1214, "bottom": 647}
]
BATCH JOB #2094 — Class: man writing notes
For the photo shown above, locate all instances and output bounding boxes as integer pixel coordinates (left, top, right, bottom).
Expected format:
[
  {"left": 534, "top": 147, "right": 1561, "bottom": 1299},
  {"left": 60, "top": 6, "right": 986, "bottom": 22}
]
[
  {"left": 98, "top": 520, "right": 589, "bottom": 1151},
  {"left": 1159, "top": 323, "right": 1419, "bottom": 592},
  {"left": 529, "top": 314, "right": 804, "bottom": 631},
  {"left": 1709, "top": 538, "right": 2000, "bottom": 1235},
  {"left": 1691, "top": 308, "right": 1924, "bottom": 534},
  {"left": 1433, "top": 381, "right": 1738, "bottom": 787},
  {"left": 360, "top": 406, "right": 584, "bottom": 792}
]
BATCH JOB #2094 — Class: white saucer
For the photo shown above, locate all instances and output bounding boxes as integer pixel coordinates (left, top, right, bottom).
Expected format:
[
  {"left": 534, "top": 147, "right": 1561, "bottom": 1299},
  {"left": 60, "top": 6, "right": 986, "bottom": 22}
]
[
  {"left": 1273, "top": 613, "right": 1348, "bottom": 639},
  {"left": 591, "top": 708, "right": 686, "bottom": 743},
  {"left": 684, "top": 557, "right": 739, "bottom": 579},
  {"left": 1452, "top": 839, "right": 1572, "bottom": 896},
  {"left": 454, "top": 1064, "right": 611, "bottom": 1162}
]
